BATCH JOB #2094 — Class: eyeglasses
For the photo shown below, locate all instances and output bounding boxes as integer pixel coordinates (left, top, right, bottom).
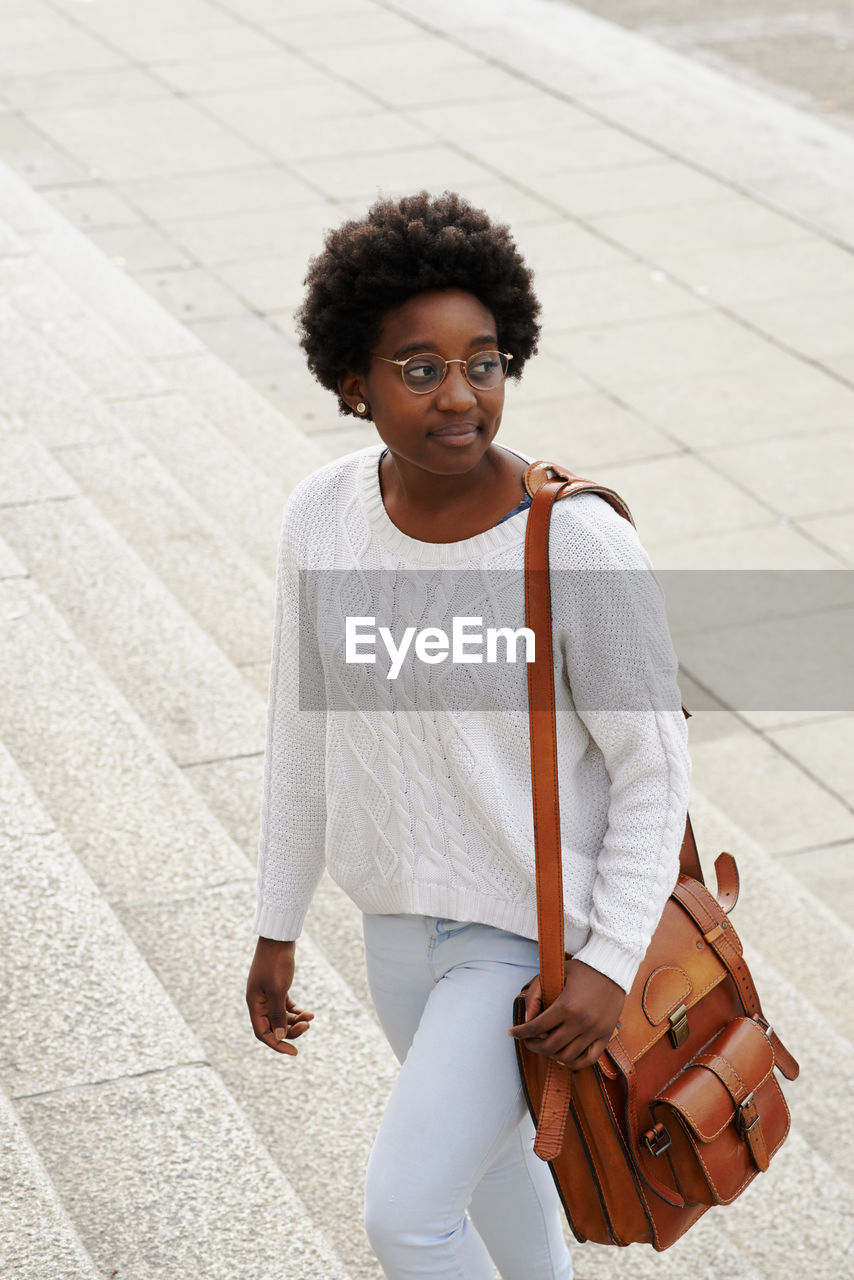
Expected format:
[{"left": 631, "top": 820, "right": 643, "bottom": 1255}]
[{"left": 375, "top": 349, "right": 513, "bottom": 394}]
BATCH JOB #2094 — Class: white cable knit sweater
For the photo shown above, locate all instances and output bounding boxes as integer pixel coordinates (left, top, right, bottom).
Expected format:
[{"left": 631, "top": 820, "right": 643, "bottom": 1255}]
[{"left": 253, "top": 444, "right": 691, "bottom": 993}]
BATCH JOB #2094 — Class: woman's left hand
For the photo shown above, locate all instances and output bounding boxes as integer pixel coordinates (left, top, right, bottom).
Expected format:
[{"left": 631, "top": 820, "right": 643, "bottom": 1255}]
[{"left": 508, "top": 958, "right": 625, "bottom": 1071}]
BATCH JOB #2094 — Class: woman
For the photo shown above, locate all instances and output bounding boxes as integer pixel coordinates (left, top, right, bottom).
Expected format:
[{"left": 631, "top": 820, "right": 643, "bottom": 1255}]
[{"left": 245, "top": 191, "right": 691, "bottom": 1279}]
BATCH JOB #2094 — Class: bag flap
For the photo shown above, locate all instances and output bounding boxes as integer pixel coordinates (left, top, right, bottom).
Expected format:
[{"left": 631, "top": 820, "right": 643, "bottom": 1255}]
[
  {"left": 606, "top": 894, "right": 729, "bottom": 1065},
  {"left": 655, "top": 1018, "right": 775, "bottom": 1142}
]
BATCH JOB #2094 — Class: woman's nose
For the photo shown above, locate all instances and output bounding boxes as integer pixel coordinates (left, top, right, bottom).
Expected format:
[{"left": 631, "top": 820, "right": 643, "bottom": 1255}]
[{"left": 435, "top": 362, "right": 477, "bottom": 411}]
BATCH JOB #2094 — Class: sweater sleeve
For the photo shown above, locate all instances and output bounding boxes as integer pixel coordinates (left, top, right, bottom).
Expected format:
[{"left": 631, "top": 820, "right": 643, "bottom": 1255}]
[
  {"left": 253, "top": 496, "right": 327, "bottom": 941},
  {"left": 550, "top": 496, "right": 691, "bottom": 992}
]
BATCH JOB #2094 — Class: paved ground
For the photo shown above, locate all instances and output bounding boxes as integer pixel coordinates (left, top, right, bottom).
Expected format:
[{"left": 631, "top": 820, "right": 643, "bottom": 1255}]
[
  {"left": 564, "top": 0, "right": 854, "bottom": 134},
  {"left": 1, "top": 1, "right": 853, "bottom": 1276}
]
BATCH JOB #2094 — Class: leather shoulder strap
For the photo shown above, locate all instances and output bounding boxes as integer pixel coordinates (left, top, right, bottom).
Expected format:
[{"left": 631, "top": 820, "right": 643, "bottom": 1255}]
[{"left": 524, "top": 461, "right": 703, "bottom": 1009}]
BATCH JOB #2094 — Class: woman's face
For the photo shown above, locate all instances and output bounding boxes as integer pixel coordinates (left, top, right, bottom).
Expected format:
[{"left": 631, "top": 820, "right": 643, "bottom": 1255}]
[{"left": 341, "top": 288, "right": 506, "bottom": 477}]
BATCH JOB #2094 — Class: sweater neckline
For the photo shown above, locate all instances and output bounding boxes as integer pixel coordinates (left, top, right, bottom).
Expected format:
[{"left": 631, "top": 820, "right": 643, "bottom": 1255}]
[{"left": 357, "top": 443, "right": 531, "bottom": 565}]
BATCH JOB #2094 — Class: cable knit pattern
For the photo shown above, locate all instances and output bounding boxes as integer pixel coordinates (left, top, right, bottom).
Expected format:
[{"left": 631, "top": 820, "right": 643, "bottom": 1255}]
[{"left": 253, "top": 444, "right": 692, "bottom": 992}]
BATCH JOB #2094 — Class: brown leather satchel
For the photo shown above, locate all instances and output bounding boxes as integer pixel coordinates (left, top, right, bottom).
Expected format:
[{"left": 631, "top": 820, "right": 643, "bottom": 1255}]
[{"left": 513, "top": 461, "right": 799, "bottom": 1251}]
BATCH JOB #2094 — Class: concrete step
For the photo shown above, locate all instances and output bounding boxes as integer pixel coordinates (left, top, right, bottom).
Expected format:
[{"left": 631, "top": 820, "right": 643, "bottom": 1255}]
[
  {"left": 0, "top": 378, "right": 373, "bottom": 1001},
  {"left": 0, "top": 1086, "right": 100, "bottom": 1280},
  {"left": 0, "top": 557, "right": 387, "bottom": 1278},
  {"left": 689, "top": 789, "right": 854, "bottom": 1047},
  {"left": 0, "top": 739, "right": 352, "bottom": 1280}
]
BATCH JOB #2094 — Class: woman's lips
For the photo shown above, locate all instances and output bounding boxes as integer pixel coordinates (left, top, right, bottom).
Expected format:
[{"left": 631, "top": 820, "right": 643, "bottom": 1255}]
[{"left": 430, "top": 424, "right": 479, "bottom": 445}]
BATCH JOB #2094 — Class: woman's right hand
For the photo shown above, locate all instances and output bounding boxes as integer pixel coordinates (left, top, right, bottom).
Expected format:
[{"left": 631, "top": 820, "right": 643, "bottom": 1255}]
[{"left": 246, "top": 936, "right": 314, "bottom": 1056}]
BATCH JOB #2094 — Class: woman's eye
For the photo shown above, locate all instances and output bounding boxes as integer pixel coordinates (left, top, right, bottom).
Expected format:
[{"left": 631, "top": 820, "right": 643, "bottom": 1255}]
[
  {"left": 408, "top": 359, "right": 441, "bottom": 380},
  {"left": 470, "top": 357, "right": 498, "bottom": 375}
]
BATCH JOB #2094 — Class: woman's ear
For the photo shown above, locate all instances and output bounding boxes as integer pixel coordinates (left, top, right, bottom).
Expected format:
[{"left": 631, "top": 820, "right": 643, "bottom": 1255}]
[{"left": 338, "top": 371, "right": 370, "bottom": 417}]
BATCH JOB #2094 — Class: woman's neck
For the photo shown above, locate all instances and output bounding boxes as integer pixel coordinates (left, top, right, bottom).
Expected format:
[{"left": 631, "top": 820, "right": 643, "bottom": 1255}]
[{"left": 378, "top": 445, "right": 527, "bottom": 543}]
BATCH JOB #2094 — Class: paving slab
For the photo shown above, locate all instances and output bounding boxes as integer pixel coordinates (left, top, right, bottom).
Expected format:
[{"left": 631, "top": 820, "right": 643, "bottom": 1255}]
[
  {"left": 612, "top": 352, "right": 854, "bottom": 449},
  {"left": 132, "top": 263, "right": 250, "bottom": 322},
  {"left": 534, "top": 156, "right": 745, "bottom": 217},
  {"left": 705, "top": 427, "right": 854, "bottom": 520},
  {"left": 432, "top": 178, "right": 558, "bottom": 229},
  {"left": 780, "top": 840, "right": 854, "bottom": 923},
  {"left": 40, "top": 181, "right": 144, "bottom": 231},
  {"left": 501, "top": 387, "right": 676, "bottom": 469},
  {"left": 0, "top": 64, "right": 166, "bottom": 113},
  {"left": 650, "top": 520, "right": 847, "bottom": 570},
  {"left": 15, "top": 1066, "right": 351, "bottom": 1280},
  {"left": 512, "top": 217, "right": 632, "bottom": 274},
  {"left": 598, "top": 452, "right": 772, "bottom": 546},
  {"left": 27, "top": 96, "right": 266, "bottom": 183},
  {"left": 87, "top": 221, "right": 194, "bottom": 272},
  {"left": 537, "top": 260, "right": 703, "bottom": 330},
  {"left": 689, "top": 726, "right": 854, "bottom": 859},
  {"left": 186, "top": 311, "right": 301, "bottom": 375},
  {"left": 490, "top": 124, "right": 667, "bottom": 184},
  {"left": 0, "top": 576, "right": 249, "bottom": 902},
  {"left": 0, "top": 24, "right": 122, "bottom": 79},
  {"left": 290, "top": 143, "right": 496, "bottom": 203},
  {"left": 0, "top": 114, "right": 90, "bottom": 187},
  {"left": 213, "top": 251, "right": 317, "bottom": 312},
  {"left": 150, "top": 48, "right": 321, "bottom": 95},
  {"left": 662, "top": 237, "right": 854, "bottom": 307},
  {"left": 89, "top": 22, "right": 283, "bottom": 68},
  {"left": 554, "top": 309, "right": 797, "bottom": 398},
  {"left": 117, "top": 162, "right": 321, "bottom": 225},
  {"left": 768, "top": 717, "right": 854, "bottom": 809},
  {"left": 165, "top": 199, "right": 336, "bottom": 266},
  {"left": 197, "top": 80, "right": 385, "bottom": 147},
  {"left": 798, "top": 509, "right": 854, "bottom": 567},
  {"left": 0, "top": 1087, "right": 100, "bottom": 1280},
  {"left": 0, "top": 488, "right": 267, "bottom": 766}
]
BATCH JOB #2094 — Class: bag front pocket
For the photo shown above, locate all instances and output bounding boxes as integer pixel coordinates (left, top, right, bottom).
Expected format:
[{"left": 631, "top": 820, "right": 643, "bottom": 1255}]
[{"left": 648, "top": 1017, "right": 791, "bottom": 1206}]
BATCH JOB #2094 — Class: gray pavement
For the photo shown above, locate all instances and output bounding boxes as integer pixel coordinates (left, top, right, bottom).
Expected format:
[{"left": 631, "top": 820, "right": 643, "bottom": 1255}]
[{"left": 1, "top": 0, "right": 854, "bottom": 1276}]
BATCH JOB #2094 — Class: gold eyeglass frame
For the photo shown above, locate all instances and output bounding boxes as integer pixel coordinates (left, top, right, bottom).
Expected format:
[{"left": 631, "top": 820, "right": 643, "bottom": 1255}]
[{"left": 375, "top": 350, "right": 513, "bottom": 394}]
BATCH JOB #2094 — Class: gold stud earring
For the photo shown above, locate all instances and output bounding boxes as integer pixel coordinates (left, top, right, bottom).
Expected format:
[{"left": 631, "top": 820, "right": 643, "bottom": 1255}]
[{"left": 356, "top": 402, "right": 367, "bottom": 415}]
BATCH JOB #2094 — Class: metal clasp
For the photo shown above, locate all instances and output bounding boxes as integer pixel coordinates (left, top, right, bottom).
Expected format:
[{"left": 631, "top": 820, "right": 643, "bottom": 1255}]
[
  {"left": 737, "top": 1092, "right": 760, "bottom": 1135},
  {"left": 669, "top": 1004, "right": 690, "bottom": 1048},
  {"left": 644, "top": 1123, "right": 672, "bottom": 1157}
]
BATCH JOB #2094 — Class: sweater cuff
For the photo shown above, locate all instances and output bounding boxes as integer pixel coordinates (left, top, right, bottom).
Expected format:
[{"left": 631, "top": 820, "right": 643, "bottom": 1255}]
[
  {"left": 253, "top": 900, "right": 308, "bottom": 943},
  {"left": 572, "top": 932, "right": 641, "bottom": 994}
]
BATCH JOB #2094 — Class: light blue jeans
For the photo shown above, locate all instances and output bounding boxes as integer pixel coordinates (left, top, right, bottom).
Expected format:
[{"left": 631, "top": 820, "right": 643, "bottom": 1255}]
[{"left": 362, "top": 913, "right": 574, "bottom": 1280}]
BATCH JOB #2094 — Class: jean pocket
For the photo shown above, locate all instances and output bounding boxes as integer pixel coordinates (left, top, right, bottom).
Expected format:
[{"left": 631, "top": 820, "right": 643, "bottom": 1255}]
[{"left": 434, "top": 917, "right": 472, "bottom": 936}]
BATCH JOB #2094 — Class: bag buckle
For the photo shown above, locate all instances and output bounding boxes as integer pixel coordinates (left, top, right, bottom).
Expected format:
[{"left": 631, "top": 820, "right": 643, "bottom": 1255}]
[
  {"left": 644, "top": 1123, "right": 672, "bottom": 1158},
  {"left": 737, "top": 1092, "right": 760, "bottom": 1136},
  {"left": 669, "top": 1004, "right": 690, "bottom": 1048}
]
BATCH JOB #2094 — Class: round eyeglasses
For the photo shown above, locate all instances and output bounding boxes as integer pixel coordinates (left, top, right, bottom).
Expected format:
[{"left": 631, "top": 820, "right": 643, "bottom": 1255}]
[{"left": 375, "top": 349, "right": 513, "bottom": 394}]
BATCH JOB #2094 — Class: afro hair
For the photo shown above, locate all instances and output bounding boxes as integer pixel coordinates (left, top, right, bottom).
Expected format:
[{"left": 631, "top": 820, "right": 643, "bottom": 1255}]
[{"left": 295, "top": 190, "right": 541, "bottom": 418}]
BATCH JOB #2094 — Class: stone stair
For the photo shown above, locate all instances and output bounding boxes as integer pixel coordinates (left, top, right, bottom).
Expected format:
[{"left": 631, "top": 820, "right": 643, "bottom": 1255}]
[{"left": 1, "top": 158, "right": 852, "bottom": 1279}]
